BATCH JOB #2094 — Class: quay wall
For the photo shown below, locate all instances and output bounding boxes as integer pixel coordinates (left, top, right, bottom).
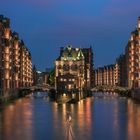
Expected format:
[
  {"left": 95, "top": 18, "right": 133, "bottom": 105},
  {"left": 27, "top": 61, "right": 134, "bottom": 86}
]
[
  {"left": 131, "top": 89, "right": 140, "bottom": 101},
  {"left": 0, "top": 89, "right": 31, "bottom": 103}
]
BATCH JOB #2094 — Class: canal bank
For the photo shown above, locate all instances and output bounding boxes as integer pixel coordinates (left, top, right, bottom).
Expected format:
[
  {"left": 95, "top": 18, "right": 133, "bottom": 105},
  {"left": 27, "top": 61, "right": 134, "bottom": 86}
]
[
  {"left": 1, "top": 86, "right": 140, "bottom": 105},
  {"left": 0, "top": 89, "right": 31, "bottom": 104},
  {"left": 49, "top": 89, "right": 92, "bottom": 103},
  {"left": 92, "top": 86, "right": 131, "bottom": 97},
  {"left": 92, "top": 86, "right": 140, "bottom": 102},
  {"left": 131, "top": 89, "right": 140, "bottom": 101}
]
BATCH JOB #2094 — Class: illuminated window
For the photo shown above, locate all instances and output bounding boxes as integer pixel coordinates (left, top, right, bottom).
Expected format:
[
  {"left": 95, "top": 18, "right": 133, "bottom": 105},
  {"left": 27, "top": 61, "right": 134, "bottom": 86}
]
[
  {"left": 68, "top": 84, "right": 72, "bottom": 90},
  {"left": 5, "top": 72, "right": 9, "bottom": 79}
]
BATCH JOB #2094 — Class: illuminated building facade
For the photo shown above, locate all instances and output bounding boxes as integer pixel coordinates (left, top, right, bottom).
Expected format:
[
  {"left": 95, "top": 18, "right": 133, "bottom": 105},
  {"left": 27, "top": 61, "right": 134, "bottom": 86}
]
[
  {"left": 19, "top": 41, "right": 33, "bottom": 87},
  {"left": 0, "top": 15, "right": 33, "bottom": 98},
  {"left": 55, "top": 46, "right": 85, "bottom": 94},
  {"left": 94, "top": 18, "right": 140, "bottom": 88},
  {"left": 125, "top": 17, "right": 140, "bottom": 88},
  {"left": 94, "top": 57, "right": 127, "bottom": 87},
  {"left": 115, "top": 54, "right": 127, "bottom": 87},
  {"left": 94, "top": 65, "right": 115, "bottom": 86}
]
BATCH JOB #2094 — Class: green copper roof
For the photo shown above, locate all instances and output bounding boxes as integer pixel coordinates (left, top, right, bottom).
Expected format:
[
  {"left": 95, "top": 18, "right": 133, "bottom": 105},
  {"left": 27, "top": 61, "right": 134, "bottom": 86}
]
[
  {"left": 131, "top": 29, "right": 138, "bottom": 36},
  {"left": 61, "top": 45, "right": 84, "bottom": 61}
]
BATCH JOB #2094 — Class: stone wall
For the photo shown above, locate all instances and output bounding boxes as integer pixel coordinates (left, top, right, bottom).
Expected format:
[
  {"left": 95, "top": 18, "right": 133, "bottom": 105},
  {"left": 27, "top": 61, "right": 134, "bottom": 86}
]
[
  {"left": 0, "top": 89, "right": 19, "bottom": 102},
  {"left": 131, "top": 89, "right": 140, "bottom": 101}
]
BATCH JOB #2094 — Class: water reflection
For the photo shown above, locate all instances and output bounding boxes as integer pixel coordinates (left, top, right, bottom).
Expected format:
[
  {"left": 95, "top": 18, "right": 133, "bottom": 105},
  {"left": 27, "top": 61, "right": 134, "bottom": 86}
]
[
  {"left": 51, "top": 97, "right": 93, "bottom": 140},
  {"left": 1, "top": 98, "right": 33, "bottom": 140},
  {"left": 0, "top": 92, "right": 140, "bottom": 140},
  {"left": 127, "top": 99, "right": 140, "bottom": 140}
]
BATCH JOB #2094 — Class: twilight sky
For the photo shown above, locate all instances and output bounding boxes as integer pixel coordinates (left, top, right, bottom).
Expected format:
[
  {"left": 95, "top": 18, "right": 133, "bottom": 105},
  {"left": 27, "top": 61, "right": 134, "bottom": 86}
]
[{"left": 0, "top": 0, "right": 140, "bottom": 70}]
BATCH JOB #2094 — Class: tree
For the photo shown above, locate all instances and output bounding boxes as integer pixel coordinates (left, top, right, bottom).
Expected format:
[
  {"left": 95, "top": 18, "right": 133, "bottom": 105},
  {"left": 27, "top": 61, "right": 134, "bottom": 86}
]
[{"left": 48, "top": 69, "right": 55, "bottom": 86}]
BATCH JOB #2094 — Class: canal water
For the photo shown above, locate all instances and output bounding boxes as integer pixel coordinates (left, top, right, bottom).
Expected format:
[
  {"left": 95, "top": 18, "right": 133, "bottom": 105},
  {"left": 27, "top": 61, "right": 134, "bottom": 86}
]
[{"left": 0, "top": 92, "right": 140, "bottom": 140}]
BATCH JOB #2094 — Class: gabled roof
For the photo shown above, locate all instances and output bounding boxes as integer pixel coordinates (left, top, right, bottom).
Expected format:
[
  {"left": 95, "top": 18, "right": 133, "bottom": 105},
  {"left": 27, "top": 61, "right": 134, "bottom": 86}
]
[{"left": 59, "top": 45, "right": 84, "bottom": 61}]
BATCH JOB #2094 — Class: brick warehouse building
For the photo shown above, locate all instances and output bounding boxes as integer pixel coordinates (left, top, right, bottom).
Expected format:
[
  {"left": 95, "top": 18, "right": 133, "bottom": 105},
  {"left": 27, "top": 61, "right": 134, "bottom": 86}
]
[
  {"left": 55, "top": 45, "right": 94, "bottom": 94},
  {"left": 0, "top": 15, "right": 33, "bottom": 99}
]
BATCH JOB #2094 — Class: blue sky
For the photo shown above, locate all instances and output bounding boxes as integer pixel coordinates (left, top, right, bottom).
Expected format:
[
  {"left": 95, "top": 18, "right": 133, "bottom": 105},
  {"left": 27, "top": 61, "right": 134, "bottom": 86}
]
[{"left": 0, "top": 0, "right": 140, "bottom": 70}]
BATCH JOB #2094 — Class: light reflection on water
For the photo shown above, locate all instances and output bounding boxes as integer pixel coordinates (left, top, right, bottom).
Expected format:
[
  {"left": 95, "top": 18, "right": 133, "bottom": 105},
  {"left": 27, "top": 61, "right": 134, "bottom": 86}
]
[{"left": 0, "top": 92, "right": 140, "bottom": 140}]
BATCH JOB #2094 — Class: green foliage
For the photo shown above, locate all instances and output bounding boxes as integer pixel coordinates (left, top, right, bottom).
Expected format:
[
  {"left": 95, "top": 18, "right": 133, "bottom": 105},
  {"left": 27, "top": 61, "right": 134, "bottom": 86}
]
[{"left": 48, "top": 69, "right": 55, "bottom": 86}]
